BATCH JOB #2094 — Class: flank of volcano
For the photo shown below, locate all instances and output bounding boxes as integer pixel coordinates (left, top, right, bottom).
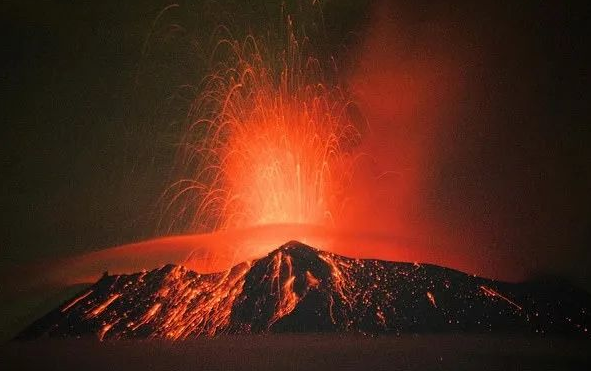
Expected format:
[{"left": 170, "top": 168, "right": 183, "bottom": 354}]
[{"left": 17, "top": 241, "right": 591, "bottom": 341}]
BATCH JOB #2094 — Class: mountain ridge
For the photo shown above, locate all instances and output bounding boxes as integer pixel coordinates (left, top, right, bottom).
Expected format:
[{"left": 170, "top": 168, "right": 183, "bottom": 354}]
[{"left": 16, "top": 241, "right": 591, "bottom": 340}]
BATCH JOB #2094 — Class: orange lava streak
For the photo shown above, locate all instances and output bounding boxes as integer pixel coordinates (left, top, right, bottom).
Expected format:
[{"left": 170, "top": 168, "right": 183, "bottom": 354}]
[
  {"left": 87, "top": 294, "right": 121, "bottom": 318},
  {"left": 271, "top": 255, "right": 299, "bottom": 323},
  {"left": 376, "top": 309, "right": 386, "bottom": 326},
  {"left": 318, "top": 252, "right": 355, "bottom": 312},
  {"left": 305, "top": 270, "right": 320, "bottom": 288},
  {"left": 480, "top": 285, "right": 522, "bottom": 311},
  {"left": 131, "top": 303, "right": 162, "bottom": 331},
  {"left": 426, "top": 291, "right": 437, "bottom": 308},
  {"left": 98, "top": 323, "right": 114, "bottom": 341},
  {"left": 61, "top": 290, "right": 93, "bottom": 312}
]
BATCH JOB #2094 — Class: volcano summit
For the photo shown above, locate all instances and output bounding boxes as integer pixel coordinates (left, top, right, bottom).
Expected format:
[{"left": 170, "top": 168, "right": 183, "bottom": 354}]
[{"left": 17, "top": 242, "right": 590, "bottom": 340}]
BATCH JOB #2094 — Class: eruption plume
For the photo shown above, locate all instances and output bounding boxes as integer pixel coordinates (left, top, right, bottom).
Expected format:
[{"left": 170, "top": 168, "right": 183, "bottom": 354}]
[{"left": 162, "top": 11, "right": 362, "bottom": 234}]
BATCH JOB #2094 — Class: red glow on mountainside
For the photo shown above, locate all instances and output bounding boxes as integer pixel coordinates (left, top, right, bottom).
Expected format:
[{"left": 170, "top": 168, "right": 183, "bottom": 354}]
[{"left": 25, "top": 242, "right": 586, "bottom": 342}]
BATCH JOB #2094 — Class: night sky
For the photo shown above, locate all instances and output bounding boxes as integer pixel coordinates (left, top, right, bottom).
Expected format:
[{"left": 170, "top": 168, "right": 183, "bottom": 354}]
[{"left": 1, "top": 0, "right": 590, "bottom": 289}]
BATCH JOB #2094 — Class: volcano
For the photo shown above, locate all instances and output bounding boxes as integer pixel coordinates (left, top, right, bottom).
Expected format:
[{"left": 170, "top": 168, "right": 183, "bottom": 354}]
[{"left": 17, "top": 241, "right": 590, "bottom": 340}]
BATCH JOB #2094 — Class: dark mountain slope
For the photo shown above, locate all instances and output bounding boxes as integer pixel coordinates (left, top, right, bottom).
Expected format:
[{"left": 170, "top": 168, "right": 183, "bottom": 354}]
[{"left": 17, "top": 241, "right": 591, "bottom": 340}]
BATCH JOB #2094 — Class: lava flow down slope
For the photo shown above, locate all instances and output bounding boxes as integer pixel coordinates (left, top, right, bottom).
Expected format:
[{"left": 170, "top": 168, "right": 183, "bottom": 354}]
[{"left": 17, "top": 242, "right": 590, "bottom": 340}]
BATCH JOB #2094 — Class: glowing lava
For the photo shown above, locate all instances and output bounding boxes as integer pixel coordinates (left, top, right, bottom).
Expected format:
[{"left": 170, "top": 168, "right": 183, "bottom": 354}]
[
  {"left": 18, "top": 242, "right": 591, "bottom": 340},
  {"left": 162, "top": 14, "right": 361, "bottom": 235}
]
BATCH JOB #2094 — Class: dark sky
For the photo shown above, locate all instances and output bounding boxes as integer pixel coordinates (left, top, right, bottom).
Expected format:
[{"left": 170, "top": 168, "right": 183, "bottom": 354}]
[{"left": 1, "top": 0, "right": 590, "bottom": 287}]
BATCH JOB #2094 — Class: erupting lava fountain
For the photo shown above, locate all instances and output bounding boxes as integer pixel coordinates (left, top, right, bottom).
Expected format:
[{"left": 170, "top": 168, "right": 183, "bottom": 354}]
[{"left": 160, "top": 15, "right": 362, "bottom": 241}]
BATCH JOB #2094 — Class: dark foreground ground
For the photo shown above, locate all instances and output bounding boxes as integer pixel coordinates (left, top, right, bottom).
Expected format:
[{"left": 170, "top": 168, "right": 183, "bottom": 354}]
[{"left": 1, "top": 334, "right": 589, "bottom": 371}]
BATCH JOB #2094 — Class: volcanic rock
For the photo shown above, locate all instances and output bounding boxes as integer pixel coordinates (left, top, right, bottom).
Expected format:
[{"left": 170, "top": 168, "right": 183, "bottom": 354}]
[{"left": 16, "top": 241, "right": 591, "bottom": 340}]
